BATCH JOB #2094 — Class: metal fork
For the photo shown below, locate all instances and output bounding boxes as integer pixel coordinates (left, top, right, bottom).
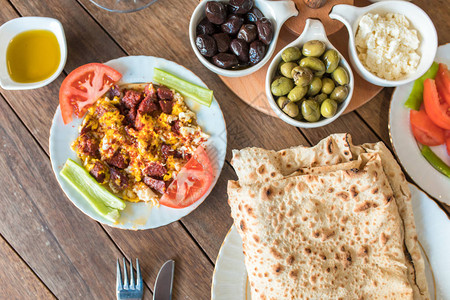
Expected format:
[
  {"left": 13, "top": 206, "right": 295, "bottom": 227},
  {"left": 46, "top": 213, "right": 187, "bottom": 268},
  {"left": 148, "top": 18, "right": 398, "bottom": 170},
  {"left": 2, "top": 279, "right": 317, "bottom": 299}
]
[{"left": 116, "top": 258, "right": 144, "bottom": 300}]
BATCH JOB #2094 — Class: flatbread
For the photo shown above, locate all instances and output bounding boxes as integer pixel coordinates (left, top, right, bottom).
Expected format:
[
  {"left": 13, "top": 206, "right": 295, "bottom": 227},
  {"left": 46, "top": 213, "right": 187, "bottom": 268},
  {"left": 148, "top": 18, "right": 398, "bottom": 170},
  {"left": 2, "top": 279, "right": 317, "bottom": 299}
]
[
  {"left": 229, "top": 133, "right": 429, "bottom": 299},
  {"left": 228, "top": 153, "right": 414, "bottom": 299}
]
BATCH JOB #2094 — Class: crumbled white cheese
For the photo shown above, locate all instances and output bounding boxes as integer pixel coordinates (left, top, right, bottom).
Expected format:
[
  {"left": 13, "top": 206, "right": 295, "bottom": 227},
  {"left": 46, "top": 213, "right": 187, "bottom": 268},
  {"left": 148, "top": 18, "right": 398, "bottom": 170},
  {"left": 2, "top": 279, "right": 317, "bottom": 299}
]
[
  {"left": 355, "top": 13, "right": 421, "bottom": 80},
  {"left": 179, "top": 111, "right": 195, "bottom": 123}
]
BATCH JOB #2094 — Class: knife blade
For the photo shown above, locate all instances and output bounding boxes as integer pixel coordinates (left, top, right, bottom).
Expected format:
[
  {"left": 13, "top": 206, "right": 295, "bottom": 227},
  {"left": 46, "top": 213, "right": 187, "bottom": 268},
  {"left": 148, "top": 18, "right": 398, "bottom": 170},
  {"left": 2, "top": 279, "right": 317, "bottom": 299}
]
[{"left": 153, "top": 260, "right": 175, "bottom": 300}]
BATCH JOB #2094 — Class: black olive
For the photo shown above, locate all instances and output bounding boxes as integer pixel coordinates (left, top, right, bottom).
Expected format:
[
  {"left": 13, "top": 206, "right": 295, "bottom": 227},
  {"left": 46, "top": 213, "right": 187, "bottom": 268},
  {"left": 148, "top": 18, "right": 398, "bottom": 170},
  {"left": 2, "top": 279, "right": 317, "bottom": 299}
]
[
  {"left": 197, "top": 17, "right": 215, "bottom": 35},
  {"left": 237, "top": 24, "right": 257, "bottom": 43},
  {"left": 245, "top": 7, "right": 264, "bottom": 23},
  {"left": 205, "top": 1, "right": 227, "bottom": 25},
  {"left": 249, "top": 40, "right": 266, "bottom": 65},
  {"left": 221, "top": 14, "right": 244, "bottom": 35},
  {"left": 229, "top": 0, "right": 253, "bottom": 14},
  {"left": 256, "top": 17, "right": 273, "bottom": 45},
  {"left": 212, "top": 53, "right": 239, "bottom": 69},
  {"left": 213, "top": 33, "right": 231, "bottom": 53},
  {"left": 196, "top": 34, "right": 217, "bottom": 57},
  {"left": 230, "top": 39, "right": 249, "bottom": 63}
]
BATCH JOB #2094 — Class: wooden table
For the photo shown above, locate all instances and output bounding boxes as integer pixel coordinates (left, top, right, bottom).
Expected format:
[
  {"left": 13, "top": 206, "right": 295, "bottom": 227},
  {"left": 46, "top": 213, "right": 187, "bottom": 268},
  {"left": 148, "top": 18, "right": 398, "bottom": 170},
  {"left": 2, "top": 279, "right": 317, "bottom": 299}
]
[{"left": 0, "top": 0, "right": 448, "bottom": 298}]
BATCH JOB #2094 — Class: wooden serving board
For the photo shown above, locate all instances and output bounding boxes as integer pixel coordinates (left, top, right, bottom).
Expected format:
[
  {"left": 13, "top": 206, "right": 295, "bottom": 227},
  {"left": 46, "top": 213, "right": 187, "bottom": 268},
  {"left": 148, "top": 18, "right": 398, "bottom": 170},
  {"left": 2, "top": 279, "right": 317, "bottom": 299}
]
[
  {"left": 285, "top": 0, "right": 353, "bottom": 36},
  {"left": 219, "top": 0, "right": 382, "bottom": 117}
]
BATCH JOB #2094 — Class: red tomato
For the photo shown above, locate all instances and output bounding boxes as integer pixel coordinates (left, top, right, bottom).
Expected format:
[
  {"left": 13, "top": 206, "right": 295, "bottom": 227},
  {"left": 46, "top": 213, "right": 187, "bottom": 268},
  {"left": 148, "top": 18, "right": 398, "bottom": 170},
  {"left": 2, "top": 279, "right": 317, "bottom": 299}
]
[
  {"left": 59, "top": 63, "right": 122, "bottom": 124},
  {"left": 410, "top": 109, "right": 445, "bottom": 146},
  {"left": 446, "top": 131, "right": 450, "bottom": 156},
  {"left": 423, "top": 78, "right": 450, "bottom": 130},
  {"left": 160, "top": 146, "right": 214, "bottom": 208},
  {"left": 436, "top": 63, "right": 450, "bottom": 106}
]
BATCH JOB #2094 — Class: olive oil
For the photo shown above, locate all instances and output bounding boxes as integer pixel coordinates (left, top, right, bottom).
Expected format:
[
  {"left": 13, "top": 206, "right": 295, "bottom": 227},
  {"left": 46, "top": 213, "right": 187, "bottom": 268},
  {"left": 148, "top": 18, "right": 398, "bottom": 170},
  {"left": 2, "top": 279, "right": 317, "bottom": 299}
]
[{"left": 6, "top": 29, "right": 60, "bottom": 83}]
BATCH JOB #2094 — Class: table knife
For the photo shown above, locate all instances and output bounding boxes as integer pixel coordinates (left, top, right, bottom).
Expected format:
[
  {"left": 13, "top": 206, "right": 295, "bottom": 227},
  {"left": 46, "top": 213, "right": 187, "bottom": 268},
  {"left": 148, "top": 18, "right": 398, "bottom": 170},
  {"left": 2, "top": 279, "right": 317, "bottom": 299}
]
[{"left": 153, "top": 260, "right": 175, "bottom": 300}]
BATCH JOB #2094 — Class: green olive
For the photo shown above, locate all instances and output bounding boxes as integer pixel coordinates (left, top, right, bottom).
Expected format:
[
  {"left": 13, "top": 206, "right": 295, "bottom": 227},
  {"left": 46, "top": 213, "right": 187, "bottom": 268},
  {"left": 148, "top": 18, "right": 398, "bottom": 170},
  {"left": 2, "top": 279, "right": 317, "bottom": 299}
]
[
  {"left": 288, "top": 86, "right": 308, "bottom": 102},
  {"left": 281, "top": 47, "right": 302, "bottom": 62},
  {"left": 330, "top": 85, "right": 349, "bottom": 103},
  {"left": 314, "top": 93, "right": 328, "bottom": 103},
  {"left": 321, "top": 78, "right": 335, "bottom": 94},
  {"left": 291, "top": 66, "right": 313, "bottom": 87},
  {"left": 301, "top": 100, "right": 321, "bottom": 122},
  {"left": 300, "top": 57, "right": 325, "bottom": 77},
  {"left": 281, "top": 101, "right": 300, "bottom": 118},
  {"left": 280, "top": 62, "right": 298, "bottom": 79},
  {"left": 322, "top": 49, "right": 340, "bottom": 73},
  {"left": 307, "top": 77, "right": 323, "bottom": 96},
  {"left": 320, "top": 99, "right": 338, "bottom": 118},
  {"left": 332, "top": 66, "right": 349, "bottom": 85},
  {"left": 278, "top": 61, "right": 286, "bottom": 73},
  {"left": 276, "top": 96, "right": 289, "bottom": 109},
  {"left": 302, "top": 40, "right": 326, "bottom": 57},
  {"left": 271, "top": 77, "right": 294, "bottom": 96}
]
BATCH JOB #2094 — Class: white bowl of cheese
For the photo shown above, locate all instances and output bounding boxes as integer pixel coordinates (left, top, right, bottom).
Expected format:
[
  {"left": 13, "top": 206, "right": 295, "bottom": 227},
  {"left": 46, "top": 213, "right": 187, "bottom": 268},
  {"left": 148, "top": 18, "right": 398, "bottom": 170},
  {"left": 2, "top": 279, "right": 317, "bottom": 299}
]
[{"left": 330, "top": 1, "right": 437, "bottom": 87}]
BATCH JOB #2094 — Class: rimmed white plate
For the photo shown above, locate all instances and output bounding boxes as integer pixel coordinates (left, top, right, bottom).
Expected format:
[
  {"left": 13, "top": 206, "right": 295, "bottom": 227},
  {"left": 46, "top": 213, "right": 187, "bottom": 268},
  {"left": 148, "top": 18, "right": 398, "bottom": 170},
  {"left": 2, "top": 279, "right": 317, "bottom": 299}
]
[
  {"left": 49, "top": 56, "right": 227, "bottom": 230},
  {"left": 212, "top": 184, "right": 450, "bottom": 300},
  {"left": 389, "top": 44, "right": 450, "bottom": 205}
]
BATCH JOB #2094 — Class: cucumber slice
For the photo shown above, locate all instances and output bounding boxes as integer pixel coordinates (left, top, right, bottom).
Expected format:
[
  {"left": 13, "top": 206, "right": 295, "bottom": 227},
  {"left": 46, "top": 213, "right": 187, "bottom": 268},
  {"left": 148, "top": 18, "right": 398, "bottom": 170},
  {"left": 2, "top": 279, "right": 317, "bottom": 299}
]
[
  {"left": 153, "top": 68, "right": 213, "bottom": 107},
  {"left": 60, "top": 159, "right": 126, "bottom": 222}
]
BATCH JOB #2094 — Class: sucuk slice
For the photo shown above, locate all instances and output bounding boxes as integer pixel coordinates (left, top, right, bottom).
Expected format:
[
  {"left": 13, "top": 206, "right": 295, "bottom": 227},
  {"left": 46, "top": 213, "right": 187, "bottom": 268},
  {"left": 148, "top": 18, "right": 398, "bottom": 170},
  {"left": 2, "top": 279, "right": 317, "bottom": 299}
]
[{"left": 60, "top": 158, "right": 126, "bottom": 222}]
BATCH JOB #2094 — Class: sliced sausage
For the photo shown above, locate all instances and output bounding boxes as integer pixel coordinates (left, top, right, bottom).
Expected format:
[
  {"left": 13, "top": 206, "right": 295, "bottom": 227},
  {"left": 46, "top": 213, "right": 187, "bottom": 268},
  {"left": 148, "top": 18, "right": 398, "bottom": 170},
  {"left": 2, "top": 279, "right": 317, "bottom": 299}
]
[
  {"left": 121, "top": 90, "right": 143, "bottom": 109},
  {"left": 77, "top": 133, "right": 99, "bottom": 158},
  {"left": 159, "top": 100, "right": 173, "bottom": 114},
  {"left": 106, "top": 151, "right": 129, "bottom": 169},
  {"left": 142, "top": 176, "right": 167, "bottom": 194},
  {"left": 89, "top": 161, "right": 108, "bottom": 184},
  {"left": 171, "top": 120, "right": 181, "bottom": 134},
  {"left": 142, "top": 162, "right": 167, "bottom": 178},
  {"left": 107, "top": 84, "right": 121, "bottom": 99},
  {"left": 144, "top": 83, "right": 158, "bottom": 100},
  {"left": 138, "top": 96, "right": 159, "bottom": 114},
  {"left": 157, "top": 86, "right": 174, "bottom": 100}
]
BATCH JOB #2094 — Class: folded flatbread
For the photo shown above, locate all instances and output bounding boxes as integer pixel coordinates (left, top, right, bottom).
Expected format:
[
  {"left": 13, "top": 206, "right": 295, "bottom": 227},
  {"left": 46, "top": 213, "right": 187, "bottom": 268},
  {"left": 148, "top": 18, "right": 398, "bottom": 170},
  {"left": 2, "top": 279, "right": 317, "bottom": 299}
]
[{"left": 228, "top": 134, "right": 429, "bottom": 300}]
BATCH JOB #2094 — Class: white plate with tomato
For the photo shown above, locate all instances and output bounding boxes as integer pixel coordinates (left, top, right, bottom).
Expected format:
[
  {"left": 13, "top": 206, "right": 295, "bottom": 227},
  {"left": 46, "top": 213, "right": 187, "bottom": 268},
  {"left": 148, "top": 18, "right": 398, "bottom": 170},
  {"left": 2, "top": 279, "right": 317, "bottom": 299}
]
[
  {"left": 389, "top": 44, "right": 450, "bottom": 205},
  {"left": 49, "top": 56, "right": 227, "bottom": 229}
]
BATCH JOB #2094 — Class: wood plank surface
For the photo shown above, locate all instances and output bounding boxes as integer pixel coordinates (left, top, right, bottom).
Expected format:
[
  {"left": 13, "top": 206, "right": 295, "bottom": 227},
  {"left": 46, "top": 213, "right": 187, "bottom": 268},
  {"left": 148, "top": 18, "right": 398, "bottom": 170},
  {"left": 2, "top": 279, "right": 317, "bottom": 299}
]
[
  {"left": 0, "top": 93, "right": 152, "bottom": 299},
  {"left": 0, "top": 235, "right": 56, "bottom": 299}
]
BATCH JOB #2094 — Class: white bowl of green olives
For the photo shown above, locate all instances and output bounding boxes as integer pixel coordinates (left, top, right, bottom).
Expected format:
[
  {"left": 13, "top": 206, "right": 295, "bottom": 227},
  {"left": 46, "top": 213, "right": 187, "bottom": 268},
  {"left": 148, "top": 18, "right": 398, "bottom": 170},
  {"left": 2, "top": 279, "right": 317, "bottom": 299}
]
[
  {"left": 266, "top": 19, "right": 354, "bottom": 128},
  {"left": 189, "top": 0, "right": 298, "bottom": 77}
]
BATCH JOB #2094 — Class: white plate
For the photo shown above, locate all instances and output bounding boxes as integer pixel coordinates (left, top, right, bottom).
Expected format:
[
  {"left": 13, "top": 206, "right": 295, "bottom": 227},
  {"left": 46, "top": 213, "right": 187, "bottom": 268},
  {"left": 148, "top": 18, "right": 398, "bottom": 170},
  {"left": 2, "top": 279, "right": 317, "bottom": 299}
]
[
  {"left": 212, "top": 184, "right": 450, "bottom": 300},
  {"left": 389, "top": 44, "right": 450, "bottom": 205},
  {"left": 49, "top": 56, "right": 227, "bottom": 230}
]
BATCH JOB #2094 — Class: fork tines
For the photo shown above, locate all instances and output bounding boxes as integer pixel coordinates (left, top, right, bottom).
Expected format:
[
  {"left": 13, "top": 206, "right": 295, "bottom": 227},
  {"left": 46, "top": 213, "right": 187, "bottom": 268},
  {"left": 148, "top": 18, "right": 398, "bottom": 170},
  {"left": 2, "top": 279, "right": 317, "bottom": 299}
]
[{"left": 116, "top": 258, "right": 143, "bottom": 300}]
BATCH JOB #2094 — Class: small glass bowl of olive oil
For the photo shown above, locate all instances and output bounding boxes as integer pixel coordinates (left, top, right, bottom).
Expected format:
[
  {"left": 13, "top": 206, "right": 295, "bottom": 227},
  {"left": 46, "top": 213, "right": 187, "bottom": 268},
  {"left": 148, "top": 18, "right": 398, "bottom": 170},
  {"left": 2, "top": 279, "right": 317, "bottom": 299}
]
[{"left": 0, "top": 17, "right": 67, "bottom": 90}]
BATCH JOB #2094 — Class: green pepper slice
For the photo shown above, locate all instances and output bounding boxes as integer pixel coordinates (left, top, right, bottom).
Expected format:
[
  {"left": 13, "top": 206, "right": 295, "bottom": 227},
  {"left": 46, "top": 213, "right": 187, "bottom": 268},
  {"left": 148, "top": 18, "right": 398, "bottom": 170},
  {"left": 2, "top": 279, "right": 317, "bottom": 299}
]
[
  {"left": 404, "top": 62, "right": 439, "bottom": 111},
  {"left": 153, "top": 68, "right": 213, "bottom": 107},
  {"left": 60, "top": 159, "right": 126, "bottom": 222},
  {"left": 420, "top": 146, "right": 450, "bottom": 178}
]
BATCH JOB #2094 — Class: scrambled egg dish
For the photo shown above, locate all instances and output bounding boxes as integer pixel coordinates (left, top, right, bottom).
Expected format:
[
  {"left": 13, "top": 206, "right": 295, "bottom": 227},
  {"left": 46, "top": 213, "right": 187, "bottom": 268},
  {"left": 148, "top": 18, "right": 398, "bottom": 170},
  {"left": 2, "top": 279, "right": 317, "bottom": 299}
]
[{"left": 72, "top": 83, "right": 208, "bottom": 205}]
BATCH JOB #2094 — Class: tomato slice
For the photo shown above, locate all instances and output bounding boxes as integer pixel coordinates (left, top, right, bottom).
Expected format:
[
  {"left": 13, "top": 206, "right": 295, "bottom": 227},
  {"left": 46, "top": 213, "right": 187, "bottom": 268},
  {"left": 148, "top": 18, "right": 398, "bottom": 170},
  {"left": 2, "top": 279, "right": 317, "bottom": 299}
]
[
  {"left": 410, "top": 109, "right": 445, "bottom": 146},
  {"left": 59, "top": 63, "right": 122, "bottom": 124},
  {"left": 436, "top": 63, "right": 450, "bottom": 106},
  {"left": 423, "top": 78, "right": 450, "bottom": 130},
  {"left": 160, "top": 146, "right": 214, "bottom": 208}
]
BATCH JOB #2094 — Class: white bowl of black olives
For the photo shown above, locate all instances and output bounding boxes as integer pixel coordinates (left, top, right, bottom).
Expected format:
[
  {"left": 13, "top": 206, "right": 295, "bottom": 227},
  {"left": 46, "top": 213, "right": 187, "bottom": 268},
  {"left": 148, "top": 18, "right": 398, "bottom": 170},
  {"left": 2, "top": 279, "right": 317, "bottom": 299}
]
[
  {"left": 190, "top": 0, "right": 297, "bottom": 77},
  {"left": 266, "top": 19, "right": 354, "bottom": 128}
]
